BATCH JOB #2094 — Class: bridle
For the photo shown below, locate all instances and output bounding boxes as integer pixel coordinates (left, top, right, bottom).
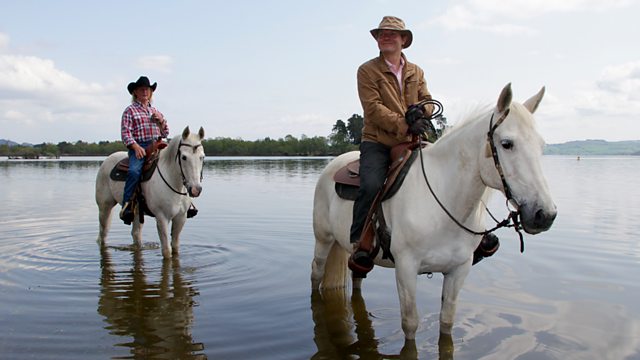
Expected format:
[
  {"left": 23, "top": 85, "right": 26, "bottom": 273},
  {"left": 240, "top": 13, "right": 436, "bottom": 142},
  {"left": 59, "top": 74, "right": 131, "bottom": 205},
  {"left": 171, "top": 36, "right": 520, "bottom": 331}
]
[
  {"left": 417, "top": 104, "right": 526, "bottom": 252},
  {"left": 157, "top": 141, "right": 204, "bottom": 197}
]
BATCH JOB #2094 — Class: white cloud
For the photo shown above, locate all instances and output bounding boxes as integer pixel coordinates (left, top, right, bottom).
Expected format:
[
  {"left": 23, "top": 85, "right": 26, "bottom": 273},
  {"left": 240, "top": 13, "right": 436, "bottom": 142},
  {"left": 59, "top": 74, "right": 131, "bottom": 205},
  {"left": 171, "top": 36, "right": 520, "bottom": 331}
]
[
  {"left": 533, "top": 61, "right": 640, "bottom": 143},
  {"left": 136, "top": 55, "right": 173, "bottom": 73},
  {"left": 0, "top": 33, "right": 8, "bottom": 52},
  {"left": 430, "top": 4, "right": 535, "bottom": 36},
  {"left": 431, "top": 0, "right": 633, "bottom": 35},
  {"left": 0, "top": 55, "right": 103, "bottom": 95},
  {"left": 468, "top": 0, "right": 632, "bottom": 17},
  {"left": 575, "top": 61, "right": 640, "bottom": 116},
  {"left": 0, "top": 54, "right": 120, "bottom": 142}
]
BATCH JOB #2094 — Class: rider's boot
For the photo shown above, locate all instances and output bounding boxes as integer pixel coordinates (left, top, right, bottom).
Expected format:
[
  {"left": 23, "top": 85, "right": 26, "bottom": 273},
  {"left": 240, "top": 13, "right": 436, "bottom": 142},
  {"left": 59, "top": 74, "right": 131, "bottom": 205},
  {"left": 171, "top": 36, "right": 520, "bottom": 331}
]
[
  {"left": 187, "top": 203, "right": 198, "bottom": 218},
  {"left": 119, "top": 202, "right": 134, "bottom": 225},
  {"left": 472, "top": 233, "right": 500, "bottom": 265},
  {"left": 348, "top": 222, "right": 375, "bottom": 278}
]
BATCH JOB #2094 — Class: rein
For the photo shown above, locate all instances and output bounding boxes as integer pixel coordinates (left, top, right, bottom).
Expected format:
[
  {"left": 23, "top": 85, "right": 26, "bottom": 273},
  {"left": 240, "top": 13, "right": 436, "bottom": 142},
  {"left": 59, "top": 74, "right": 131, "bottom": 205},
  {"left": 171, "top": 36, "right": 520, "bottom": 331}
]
[
  {"left": 157, "top": 141, "right": 203, "bottom": 196},
  {"left": 418, "top": 108, "right": 526, "bottom": 252}
]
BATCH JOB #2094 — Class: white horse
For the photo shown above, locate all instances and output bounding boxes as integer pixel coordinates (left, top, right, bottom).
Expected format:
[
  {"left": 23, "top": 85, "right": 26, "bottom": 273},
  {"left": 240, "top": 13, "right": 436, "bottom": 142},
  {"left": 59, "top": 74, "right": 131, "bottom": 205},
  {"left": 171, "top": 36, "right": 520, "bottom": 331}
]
[
  {"left": 95, "top": 126, "right": 206, "bottom": 258},
  {"left": 311, "top": 84, "right": 557, "bottom": 340}
]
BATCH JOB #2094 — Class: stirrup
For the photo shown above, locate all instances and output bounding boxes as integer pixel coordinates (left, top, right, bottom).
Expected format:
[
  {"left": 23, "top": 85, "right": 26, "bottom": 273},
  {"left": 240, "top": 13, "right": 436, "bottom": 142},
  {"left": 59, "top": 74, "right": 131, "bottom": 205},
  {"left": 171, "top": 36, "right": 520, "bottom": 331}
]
[
  {"left": 187, "top": 203, "right": 198, "bottom": 218},
  {"left": 473, "top": 233, "right": 500, "bottom": 265},
  {"left": 348, "top": 250, "right": 374, "bottom": 278},
  {"left": 119, "top": 202, "right": 134, "bottom": 225}
]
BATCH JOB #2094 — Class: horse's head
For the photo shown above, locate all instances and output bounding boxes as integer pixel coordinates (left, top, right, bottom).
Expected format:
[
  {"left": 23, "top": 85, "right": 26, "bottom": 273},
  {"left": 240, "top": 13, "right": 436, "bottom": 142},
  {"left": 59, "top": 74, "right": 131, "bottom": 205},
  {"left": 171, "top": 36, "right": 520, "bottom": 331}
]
[
  {"left": 177, "top": 126, "right": 206, "bottom": 197},
  {"left": 479, "top": 83, "right": 557, "bottom": 234}
]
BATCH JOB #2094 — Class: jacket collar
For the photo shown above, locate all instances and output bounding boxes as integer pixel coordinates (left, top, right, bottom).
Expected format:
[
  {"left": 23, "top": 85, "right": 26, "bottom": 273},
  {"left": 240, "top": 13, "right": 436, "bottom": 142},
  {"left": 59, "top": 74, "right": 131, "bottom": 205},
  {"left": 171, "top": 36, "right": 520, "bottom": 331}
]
[{"left": 376, "top": 52, "right": 414, "bottom": 78}]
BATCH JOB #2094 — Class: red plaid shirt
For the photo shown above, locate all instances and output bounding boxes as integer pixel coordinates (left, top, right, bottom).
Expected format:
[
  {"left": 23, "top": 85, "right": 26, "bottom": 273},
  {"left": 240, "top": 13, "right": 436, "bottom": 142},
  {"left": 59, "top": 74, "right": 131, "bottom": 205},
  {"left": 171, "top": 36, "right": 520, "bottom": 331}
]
[{"left": 120, "top": 101, "right": 169, "bottom": 147}]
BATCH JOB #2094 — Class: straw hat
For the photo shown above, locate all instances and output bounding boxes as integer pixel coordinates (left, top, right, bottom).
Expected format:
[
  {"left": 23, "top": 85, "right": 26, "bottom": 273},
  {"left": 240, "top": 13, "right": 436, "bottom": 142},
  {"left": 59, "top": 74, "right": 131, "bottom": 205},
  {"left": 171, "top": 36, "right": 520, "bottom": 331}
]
[{"left": 370, "top": 16, "right": 413, "bottom": 48}]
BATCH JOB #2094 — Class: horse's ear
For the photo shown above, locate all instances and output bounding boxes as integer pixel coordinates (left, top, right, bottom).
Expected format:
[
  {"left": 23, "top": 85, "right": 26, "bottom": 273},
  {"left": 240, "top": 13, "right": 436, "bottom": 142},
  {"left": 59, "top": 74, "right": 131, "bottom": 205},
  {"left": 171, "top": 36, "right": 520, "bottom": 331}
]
[
  {"left": 497, "top": 83, "right": 512, "bottom": 113},
  {"left": 182, "top": 126, "right": 190, "bottom": 139},
  {"left": 523, "top": 86, "right": 545, "bottom": 114},
  {"left": 198, "top": 127, "right": 205, "bottom": 140}
]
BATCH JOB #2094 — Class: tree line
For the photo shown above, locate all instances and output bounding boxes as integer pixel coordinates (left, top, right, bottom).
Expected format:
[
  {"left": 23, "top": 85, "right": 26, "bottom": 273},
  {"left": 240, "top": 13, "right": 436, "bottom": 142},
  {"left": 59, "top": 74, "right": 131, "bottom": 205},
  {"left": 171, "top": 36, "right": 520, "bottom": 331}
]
[{"left": 1, "top": 114, "right": 364, "bottom": 158}]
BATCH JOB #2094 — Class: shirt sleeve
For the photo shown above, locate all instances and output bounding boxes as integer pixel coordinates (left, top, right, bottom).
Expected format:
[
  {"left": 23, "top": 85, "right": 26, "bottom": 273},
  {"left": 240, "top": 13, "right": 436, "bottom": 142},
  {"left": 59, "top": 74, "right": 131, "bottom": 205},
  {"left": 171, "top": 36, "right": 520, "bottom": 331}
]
[
  {"left": 158, "top": 110, "right": 169, "bottom": 137},
  {"left": 121, "top": 107, "right": 136, "bottom": 147}
]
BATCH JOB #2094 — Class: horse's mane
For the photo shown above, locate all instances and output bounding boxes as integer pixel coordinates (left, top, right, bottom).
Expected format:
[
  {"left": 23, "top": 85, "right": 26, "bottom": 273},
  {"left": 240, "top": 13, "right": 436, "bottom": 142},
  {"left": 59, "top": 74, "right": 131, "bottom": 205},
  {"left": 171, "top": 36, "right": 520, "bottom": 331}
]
[
  {"left": 166, "top": 134, "right": 182, "bottom": 156},
  {"left": 434, "top": 101, "right": 539, "bottom": 144},
  {"left": 435, "top": 104, "right": 493, "bottom": 142}
]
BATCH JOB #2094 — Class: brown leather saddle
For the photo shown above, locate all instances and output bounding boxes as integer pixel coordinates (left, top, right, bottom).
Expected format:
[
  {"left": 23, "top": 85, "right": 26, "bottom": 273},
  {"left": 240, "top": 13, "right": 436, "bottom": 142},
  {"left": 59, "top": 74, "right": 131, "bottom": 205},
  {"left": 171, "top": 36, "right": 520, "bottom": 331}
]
[
  {"left": 333, "top": 140, "right": 425, "bottom": 201},
  {"left": 337, "top": 140, "right": 427, "bottom": 265},
  {"left": 109, "top": 140, "right": 167, "bottom": 182}
]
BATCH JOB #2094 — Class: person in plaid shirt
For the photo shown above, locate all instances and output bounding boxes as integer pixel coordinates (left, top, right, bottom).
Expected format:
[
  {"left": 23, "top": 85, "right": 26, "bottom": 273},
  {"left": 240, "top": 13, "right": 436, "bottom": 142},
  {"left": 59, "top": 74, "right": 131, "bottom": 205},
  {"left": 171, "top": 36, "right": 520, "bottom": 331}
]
[{"left": 119, "top": 76, "right": 169, "bottom": 224}]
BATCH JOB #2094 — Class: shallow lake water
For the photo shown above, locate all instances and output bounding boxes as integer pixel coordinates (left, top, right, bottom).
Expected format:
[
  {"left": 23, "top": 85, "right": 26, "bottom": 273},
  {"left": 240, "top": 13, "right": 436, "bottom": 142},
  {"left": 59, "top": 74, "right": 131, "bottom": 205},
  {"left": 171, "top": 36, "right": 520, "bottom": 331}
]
[{"left": 0, "top": 155, "right": 638, "bottom": 359}]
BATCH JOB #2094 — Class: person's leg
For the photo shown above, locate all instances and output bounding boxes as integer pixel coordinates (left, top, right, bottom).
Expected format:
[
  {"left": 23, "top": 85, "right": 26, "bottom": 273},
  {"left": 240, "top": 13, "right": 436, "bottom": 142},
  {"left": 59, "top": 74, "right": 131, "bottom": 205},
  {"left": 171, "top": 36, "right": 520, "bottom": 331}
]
[
  {"left": 350, "top": 141, "right": 391, "bottom": 243},
  {"left": 122, "top": 153, "right": 144, "bottom": 204},
  {"left": 120, "top": 145, "right": 147, "bottom": 224}
]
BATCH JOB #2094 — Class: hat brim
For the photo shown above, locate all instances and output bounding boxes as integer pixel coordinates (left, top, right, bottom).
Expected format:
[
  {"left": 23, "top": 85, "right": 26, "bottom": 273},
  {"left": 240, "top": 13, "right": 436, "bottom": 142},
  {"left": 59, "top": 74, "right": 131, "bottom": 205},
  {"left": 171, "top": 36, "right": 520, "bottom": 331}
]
[
  {"left": 370, "top": 28, "right": 413, "bottom": 49},
  {"left": 127, "top": 82, "right": 157, "bottom": 94}
]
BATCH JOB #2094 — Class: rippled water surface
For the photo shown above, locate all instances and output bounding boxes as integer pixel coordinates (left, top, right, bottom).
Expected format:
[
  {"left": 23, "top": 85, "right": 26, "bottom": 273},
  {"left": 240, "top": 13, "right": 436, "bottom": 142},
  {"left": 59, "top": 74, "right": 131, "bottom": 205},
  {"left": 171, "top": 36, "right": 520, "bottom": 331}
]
[{"left": 0, "top": 155, "right": 639, "bottom": 359}]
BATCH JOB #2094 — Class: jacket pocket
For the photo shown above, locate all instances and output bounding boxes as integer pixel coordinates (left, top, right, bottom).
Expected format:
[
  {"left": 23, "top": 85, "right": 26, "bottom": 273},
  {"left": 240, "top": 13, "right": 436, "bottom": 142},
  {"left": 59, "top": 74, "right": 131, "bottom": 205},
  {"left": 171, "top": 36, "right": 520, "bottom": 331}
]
[{"left": 404, "top": 78, "right": 419, "bottom": 105}]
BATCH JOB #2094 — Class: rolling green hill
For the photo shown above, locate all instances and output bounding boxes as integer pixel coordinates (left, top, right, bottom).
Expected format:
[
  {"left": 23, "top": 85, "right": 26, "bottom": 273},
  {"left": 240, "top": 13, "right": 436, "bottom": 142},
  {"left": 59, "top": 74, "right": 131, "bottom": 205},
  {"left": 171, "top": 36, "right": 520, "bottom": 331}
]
[{"left": 544, "top": 140, "right": 640, "bottom": 155}]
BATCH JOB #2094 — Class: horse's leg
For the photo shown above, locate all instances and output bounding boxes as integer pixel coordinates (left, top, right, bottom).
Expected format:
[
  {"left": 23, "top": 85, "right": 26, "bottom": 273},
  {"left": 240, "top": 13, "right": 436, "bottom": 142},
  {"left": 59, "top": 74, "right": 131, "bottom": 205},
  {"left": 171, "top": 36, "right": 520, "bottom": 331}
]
[
  {"left": 155, "top": 216, "right": 172, "bottom": 258},
  {"left": 310, "top": 235, "right": 333, "bottom": 290},
  {"left": 95, "top": 175, "right": 117, "bottom": 245},
  {"left": 312, "top": 237, "right": 350, "bottom": 291},
  {"left": 131, "top": 215, "right": 143, "bottom": 247},
  {"left": 97, "top": 199, "right": 116, "bottom": 245},
  {"left": 352, "top": 277, "right": 363, "bottom": 290},
  {"left": 170, "top": 214, "right": 187, "bottom": 255},
  {"left": 395, "top": 260, "right": 420, "bottom": 339},
  {"left": 440, "top": 262, "right": 471, "bottom": 334}
]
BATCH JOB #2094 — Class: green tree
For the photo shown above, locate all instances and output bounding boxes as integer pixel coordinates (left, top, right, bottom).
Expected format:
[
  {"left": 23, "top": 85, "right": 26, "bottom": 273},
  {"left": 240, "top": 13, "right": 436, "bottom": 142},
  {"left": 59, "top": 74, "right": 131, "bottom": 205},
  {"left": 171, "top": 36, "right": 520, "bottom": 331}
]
[
  {"left": 330, "top": 119, "right": 352, "bottom": 154},
  {"left": 346, "top": 114, "right": 364, "bottom": 145},
  {"left": 330, "top": 120, "right": 348, "bottom": 145}
]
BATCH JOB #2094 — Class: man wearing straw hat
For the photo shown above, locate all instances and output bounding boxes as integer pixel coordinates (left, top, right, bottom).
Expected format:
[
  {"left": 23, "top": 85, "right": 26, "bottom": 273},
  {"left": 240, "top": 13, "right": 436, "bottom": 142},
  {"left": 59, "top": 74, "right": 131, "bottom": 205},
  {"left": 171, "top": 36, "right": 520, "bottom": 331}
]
[{"left": 349, "top": 16, "right": 434, "bottom": 276}]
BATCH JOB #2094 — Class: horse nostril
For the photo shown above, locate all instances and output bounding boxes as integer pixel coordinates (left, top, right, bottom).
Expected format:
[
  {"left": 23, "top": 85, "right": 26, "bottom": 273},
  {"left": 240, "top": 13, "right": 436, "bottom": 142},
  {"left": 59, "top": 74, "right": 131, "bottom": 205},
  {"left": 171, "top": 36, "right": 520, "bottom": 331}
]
[
  {"left": 189, "top": 186, "right": 202, "bottom": 198},
  {"left": 534, "top": 208, "right": 556, "bottom": 228}
]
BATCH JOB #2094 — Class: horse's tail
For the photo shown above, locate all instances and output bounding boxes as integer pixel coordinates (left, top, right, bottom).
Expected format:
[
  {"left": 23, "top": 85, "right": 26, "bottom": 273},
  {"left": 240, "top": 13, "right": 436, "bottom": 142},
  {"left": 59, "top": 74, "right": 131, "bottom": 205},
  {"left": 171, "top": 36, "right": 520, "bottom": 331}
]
[{"left": 321, "top": 241, "right": 350, "bottom": 290}]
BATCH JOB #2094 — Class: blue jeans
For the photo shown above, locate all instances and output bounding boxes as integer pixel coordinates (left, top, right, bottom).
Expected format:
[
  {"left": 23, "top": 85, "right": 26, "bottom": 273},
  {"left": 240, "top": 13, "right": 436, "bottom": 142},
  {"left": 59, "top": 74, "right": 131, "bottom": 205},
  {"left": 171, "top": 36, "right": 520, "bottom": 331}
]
[
  {"left": 350, "top": 141, "right": 391, "bottom": 242},
  {"left": 122, "top": 141, "right": 151, "bottom": 205}
]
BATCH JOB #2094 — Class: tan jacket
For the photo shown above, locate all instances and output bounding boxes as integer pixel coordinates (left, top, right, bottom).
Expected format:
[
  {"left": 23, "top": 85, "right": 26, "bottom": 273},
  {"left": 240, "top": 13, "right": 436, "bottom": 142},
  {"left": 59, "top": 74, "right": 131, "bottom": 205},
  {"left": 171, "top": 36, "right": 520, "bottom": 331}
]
[{"left": 357, "top": 53, "right": 432, "bottom": 147}]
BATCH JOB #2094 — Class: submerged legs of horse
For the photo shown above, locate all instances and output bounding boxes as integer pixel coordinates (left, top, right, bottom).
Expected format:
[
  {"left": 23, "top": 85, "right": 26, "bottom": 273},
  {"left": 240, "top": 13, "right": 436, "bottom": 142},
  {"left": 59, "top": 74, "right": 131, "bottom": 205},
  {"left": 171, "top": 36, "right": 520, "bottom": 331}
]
[
  {"left": 395, "top": 261, "right": 420, "bottom": 339},
  {"left": 440, "top": 263, "right": 471, "bottom": 334},
  {"left": 170, "top": 215, "right": 187, "bottom": 255}
]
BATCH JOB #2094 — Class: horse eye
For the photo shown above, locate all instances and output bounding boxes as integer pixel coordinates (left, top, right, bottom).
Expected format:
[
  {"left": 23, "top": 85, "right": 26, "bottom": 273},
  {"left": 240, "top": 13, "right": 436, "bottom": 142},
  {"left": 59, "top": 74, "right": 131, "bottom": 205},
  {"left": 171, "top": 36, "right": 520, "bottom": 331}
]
[
  {"left": 182, "top": 155, "right": 187, "bottom": 160},
  {"left": 501, "top": 139, "right": 514, "bottom": 150}
]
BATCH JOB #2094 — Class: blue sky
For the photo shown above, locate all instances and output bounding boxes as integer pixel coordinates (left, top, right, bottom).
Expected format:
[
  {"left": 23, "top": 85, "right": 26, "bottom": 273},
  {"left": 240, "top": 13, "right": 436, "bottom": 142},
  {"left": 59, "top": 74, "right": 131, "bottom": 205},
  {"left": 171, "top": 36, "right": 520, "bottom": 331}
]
[{"left": 1, "top": 0, "right": 639, "bottom": 144}]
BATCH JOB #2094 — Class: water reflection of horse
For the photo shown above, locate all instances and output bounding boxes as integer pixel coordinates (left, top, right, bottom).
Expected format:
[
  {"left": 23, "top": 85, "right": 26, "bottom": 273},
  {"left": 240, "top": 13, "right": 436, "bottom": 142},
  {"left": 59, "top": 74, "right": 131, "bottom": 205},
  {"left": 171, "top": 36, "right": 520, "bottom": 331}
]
[
  {"left": 311, "top": 84, "right": 557, "bottom": 341},
  {"left": 311, "top": 289, "right": 453, "bottom": 359},
  {"left": 95, "top": 127, "right": 205, "bottom": 258},
  {"left": 98, "top": 245, "right": 205, "bottom": 359}
]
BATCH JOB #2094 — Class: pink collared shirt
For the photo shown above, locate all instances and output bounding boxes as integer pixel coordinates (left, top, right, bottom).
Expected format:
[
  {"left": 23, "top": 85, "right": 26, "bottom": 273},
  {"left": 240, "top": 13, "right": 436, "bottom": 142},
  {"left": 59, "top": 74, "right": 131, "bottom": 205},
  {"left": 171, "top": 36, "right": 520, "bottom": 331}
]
[{"left": 385, "top": 57, "right": 405, "bottom": 94}]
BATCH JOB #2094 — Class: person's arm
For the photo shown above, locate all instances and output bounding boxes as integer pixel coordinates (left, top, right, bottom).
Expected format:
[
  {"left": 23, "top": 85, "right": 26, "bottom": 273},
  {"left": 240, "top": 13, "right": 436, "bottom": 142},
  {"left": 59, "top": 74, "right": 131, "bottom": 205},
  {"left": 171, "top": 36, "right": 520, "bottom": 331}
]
[
  {"left": 121, "top": 108, "right": 136, "bottom": 147},
  {"left": 416, "top": 67, "right": 434, "bottom": 116},
  {"left": 151, "top": 109, "right": 169, "bottom": 137}
]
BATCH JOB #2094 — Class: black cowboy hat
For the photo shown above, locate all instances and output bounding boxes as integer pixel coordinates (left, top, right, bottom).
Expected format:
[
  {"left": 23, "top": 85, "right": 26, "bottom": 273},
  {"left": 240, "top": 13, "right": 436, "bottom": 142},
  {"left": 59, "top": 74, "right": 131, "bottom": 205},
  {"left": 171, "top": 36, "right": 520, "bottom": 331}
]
[{"left": 127, "top": 76, "right": 157, "bottom": 94}]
